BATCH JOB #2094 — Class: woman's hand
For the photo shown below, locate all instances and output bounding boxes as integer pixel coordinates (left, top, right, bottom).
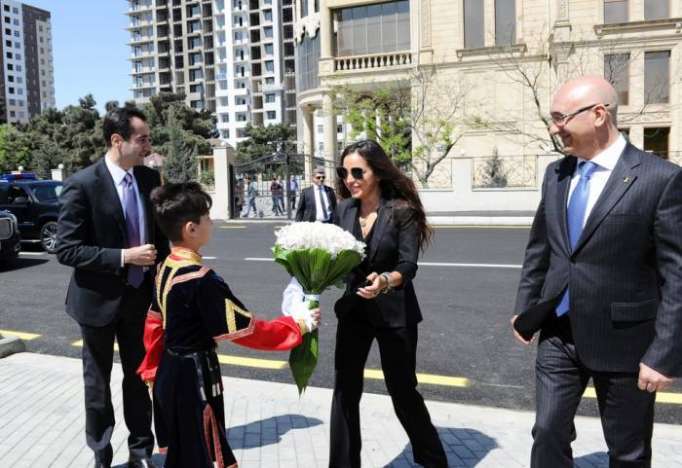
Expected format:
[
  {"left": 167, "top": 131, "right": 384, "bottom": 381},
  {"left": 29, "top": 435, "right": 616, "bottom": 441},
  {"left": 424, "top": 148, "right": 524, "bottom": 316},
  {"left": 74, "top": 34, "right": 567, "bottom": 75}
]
[{"left": 357, "top": 272, "right": 386, "bottom": 299}]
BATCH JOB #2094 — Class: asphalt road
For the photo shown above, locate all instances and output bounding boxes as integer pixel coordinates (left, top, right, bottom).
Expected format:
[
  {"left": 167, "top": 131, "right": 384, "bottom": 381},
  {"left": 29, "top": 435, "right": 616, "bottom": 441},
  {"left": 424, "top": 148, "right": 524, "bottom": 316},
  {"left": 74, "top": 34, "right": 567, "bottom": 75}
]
[{"left": 2, "top": 223, "right": 682, "bottom": 424}]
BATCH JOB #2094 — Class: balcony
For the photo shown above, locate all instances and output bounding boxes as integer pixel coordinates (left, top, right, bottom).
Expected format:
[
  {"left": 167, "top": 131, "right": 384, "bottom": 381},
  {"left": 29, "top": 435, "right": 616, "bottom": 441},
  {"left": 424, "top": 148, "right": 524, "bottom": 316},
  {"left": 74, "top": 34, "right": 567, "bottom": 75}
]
[
  {"left": 128, "top": 2, "right": 154, "bottom": 13},
  {"left": 333, "top": 51, "right": 413, "bottom": 73}
]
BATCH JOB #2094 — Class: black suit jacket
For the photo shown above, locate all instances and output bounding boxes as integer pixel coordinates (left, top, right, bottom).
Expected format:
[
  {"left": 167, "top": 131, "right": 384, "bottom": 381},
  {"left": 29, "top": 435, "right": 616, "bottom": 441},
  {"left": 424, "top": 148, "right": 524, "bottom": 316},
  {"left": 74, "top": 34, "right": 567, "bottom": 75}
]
[
  {"left": 295, "top": 185, "right": 337, "bottom": 222},
  {"left": 56, "top": 157, "right": 170, "bottom": 327},
  {"left": 334, "top": 197, "right": 422, "bottom": 327},
  {"left": 515, "top": 143, "right": 682, "bottom": 376}
]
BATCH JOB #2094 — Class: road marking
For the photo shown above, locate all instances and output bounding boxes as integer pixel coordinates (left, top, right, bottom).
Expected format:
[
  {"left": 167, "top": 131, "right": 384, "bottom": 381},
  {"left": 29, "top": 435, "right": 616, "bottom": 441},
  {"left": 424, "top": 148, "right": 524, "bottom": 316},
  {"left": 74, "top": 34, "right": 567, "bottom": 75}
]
[
  {"left": 220, "top": 225, "right": 247, "bottom": 229},
  {"left": 0, "top": 329, "right": 41, "bottom": 340},
  {"left": 244, "top": 257, "right": 522, "bottom": 269},
  {"left": 72, "top": 339, "right": 119, "bottom": 351},
  {"left": 419, "top": 262, "right": 522, "bottom": 269},
  {"left": 364, "top": 369, "right": 469, "bottom": 387},
  {"left": 583, "top": 386, "right": 682, "bottom": 405},
  {"left": 18, "top": 252, "right": 45, "bottom": 256},
  {"left": 432, "top": 225, "right": 530, "bottom": 229},
  {"left": 203, "top": 256, "right": 217, "bottom": 260},
  {"left": 218, "top": 354, "right": 287, "bottom": 370}
]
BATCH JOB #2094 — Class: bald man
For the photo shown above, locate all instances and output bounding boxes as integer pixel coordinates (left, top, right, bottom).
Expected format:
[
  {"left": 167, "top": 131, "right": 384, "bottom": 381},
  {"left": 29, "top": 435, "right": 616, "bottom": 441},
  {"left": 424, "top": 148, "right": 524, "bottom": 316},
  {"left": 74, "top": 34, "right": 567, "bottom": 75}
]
[{"left": 512, "top": 76, "right": 682, "bottom": 467}]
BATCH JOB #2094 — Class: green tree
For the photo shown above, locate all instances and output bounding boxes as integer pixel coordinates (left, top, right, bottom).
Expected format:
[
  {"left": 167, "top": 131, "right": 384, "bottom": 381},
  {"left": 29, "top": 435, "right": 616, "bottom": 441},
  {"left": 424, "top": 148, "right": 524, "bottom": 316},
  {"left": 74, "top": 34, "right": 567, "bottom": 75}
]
[
  {"left": 0, "top": 124, "right": 32, "bottom": 172},
  {"left": 236, "top": 123, "right": 297, "bottom": 172},
  {"left": 481, "top": 148, "right": 508, "bottom": 188},
  {"left": 162, "top": 108, "right": 198, "bottom": 183}
]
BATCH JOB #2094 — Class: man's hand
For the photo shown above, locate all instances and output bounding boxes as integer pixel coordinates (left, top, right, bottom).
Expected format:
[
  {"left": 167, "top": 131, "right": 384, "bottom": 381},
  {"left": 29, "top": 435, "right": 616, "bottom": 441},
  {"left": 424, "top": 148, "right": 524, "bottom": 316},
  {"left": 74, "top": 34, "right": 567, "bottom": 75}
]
[
  {"left": 510, "top": 315, "right": 534, "bottom": 346},
  {"left": 638, "top": 363, "right": 673, "bottom": 393},
  {"left": 124, "top": 244, "right": 157, "bottom": 266}
]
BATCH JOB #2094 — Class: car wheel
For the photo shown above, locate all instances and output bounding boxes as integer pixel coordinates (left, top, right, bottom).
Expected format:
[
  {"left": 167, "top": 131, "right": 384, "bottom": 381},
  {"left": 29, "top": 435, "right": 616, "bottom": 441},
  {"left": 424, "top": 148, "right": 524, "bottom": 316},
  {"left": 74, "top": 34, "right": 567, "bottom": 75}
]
[{"left": 40, "top": 221, "right": 58, "bottom": 253}]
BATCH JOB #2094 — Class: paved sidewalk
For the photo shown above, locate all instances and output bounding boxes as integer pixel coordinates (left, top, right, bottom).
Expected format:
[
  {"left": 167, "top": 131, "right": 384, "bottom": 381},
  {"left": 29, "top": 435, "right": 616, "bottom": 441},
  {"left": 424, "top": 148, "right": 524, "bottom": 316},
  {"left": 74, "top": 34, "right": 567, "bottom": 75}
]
[{"left": 1, "top": 353, "right": 681, "bottom": 467}]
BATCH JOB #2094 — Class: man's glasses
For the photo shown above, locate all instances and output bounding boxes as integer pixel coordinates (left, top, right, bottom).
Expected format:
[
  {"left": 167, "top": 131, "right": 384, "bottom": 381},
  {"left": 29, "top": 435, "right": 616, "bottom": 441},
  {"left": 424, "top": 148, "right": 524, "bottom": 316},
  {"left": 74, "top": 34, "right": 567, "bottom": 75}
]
[
  {"left": 314, "top": 175, "right": 325, "bottom": 180},
  {"left": 549, "top": 103, "right": 610, "bottom": 126},
  {"left": 336, "top": 167, "right": 365, "bottom": 181}
]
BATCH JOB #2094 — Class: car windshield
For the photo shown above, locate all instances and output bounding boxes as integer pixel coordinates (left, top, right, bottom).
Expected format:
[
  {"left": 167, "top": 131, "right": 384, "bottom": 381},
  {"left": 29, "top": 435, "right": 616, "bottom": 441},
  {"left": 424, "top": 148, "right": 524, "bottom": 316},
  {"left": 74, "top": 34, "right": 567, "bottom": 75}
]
[{"left": 31, "top": 184, "right": 63, "bottom": 202}]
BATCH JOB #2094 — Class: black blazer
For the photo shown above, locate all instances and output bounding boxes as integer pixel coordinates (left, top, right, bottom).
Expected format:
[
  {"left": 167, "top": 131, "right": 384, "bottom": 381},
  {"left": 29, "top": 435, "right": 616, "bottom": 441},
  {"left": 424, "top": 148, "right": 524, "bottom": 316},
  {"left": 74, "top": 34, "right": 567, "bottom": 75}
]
[
  {"left": 295, "top": 185, "right": 337, "bottom": 222},
  {"left": 334, "top": 197, "right": 422, "bottom": 328},
  {"left": 56, "top": 158, "right": 170, "bottom": 327},
  {"left": 515, "top": 143, "right": 682, "bottom": 376}
]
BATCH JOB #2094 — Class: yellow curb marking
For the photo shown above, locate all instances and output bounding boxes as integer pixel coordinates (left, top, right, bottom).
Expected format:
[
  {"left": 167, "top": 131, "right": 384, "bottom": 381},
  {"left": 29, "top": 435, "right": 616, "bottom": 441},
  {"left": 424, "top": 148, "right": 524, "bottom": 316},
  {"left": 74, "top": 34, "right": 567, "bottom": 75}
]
[
  {"left": 218, "top": 354, "right": 287, "bottom": 370},
  {"left": 584, "top": 386, "right": 682, "bottom": 404},
  {"left": 364, "top": 369, "right": 470, "bottom": 388},
  {"left": 0, "top": 329, "right": 41, "bottom": 340},
  {"left": 72, "top": 339, "right": 119, "bottom": 351}
]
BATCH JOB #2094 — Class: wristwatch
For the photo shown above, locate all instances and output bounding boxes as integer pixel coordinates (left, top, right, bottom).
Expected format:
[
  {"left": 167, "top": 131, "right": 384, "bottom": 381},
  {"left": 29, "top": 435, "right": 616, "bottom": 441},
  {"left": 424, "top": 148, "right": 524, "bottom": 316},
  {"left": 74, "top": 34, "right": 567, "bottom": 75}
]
[{"left": 380, "top": 272, "right": 392, "bottom": 294}]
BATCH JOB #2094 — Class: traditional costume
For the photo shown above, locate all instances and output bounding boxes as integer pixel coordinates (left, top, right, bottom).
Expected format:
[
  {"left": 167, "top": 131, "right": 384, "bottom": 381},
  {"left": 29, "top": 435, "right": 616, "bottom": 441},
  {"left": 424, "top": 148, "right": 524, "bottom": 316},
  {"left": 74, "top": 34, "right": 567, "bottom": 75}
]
[{"left": 137, "top": 247, "right": 306, "bottom": 468}]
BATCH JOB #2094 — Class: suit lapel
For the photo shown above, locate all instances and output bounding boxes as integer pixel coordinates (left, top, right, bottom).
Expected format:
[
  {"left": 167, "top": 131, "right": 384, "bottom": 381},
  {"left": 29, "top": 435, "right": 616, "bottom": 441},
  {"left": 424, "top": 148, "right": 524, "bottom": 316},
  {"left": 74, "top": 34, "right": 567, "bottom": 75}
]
[
  {"left": 95, "top": 158, "right": 127, "bottom": 241},
  {"left": 369, "top": 198, "right": 391, "bottom": 263},
  {"left": 133, "top": 167, "right": 154, "bottom": 244},
  {"left": 571, "top": 144, "right": 640, "bottom": 256},
  {"left": 554, "top": 156, "right": 577, "bottom": 256}
]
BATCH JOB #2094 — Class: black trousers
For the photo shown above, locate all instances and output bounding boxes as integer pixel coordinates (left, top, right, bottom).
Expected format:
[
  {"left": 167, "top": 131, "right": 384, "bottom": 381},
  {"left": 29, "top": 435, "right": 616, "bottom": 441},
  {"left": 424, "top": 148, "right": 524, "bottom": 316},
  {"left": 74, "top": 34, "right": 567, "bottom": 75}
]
[
  {"left": 79, "top": 281, "right": 154, "bottom": 465},
  {"left": 532, "top": 317, "right": 655, "bottom": 468},
  {"left": 329, "top": 317, "right": 447, "bottom": 468}
]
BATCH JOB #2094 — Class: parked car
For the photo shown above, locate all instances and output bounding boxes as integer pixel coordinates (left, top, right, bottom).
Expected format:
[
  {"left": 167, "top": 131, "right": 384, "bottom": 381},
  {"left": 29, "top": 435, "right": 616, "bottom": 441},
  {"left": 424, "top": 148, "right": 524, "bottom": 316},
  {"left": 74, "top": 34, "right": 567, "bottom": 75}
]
[
  {"left": 0, "top": 209, "right": 21, "bottom": 263},
  {"left": 0, "top": 172, "right": 62, "bottom": 253}
]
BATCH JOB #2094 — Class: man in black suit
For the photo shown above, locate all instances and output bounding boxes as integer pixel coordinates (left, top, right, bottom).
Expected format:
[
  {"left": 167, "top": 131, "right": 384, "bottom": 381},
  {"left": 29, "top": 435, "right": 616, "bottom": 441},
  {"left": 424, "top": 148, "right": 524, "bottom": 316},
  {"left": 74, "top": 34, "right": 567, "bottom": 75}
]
[
  {"left": 512, "top": 76, "right": 682, "bottom": 467},
  {"left": 295, "top": 166, "right": 336, "bottom": 222},
  {"left": 56, "top": 107, "right": 169, "bottom": 468}
]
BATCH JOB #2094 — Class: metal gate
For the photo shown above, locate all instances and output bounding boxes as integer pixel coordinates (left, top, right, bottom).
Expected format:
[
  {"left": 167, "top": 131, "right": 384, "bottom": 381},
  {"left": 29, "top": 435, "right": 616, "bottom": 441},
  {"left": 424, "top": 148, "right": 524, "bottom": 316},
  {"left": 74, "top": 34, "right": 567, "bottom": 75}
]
[{"left": 229, "top": 149, "right": 336, "bottom": 220}]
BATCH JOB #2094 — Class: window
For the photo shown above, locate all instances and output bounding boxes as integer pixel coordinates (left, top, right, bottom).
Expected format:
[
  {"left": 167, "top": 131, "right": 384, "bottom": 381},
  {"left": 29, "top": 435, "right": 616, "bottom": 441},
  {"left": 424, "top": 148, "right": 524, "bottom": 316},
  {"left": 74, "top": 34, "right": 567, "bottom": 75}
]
[
  {"left": 264, "top": 26, "right": 273, "bottom": 38},
  {"left": 604, "top": 0, "right": 628, "bottom": 24},
  {"left": 8, "top": 87, "right": 14, "bottom": 94},
  {"left": 644, "top": 0, "right": 669, "bottom": 20},
  {"left": 3, "top": 5, "right": 9, "bottom": 11},
  {"left": 265, "top": 60, "right": 274, "bottom": 72},
  {"left": 263, "top": 10, "right": 272, "bottom": 22},
  {"left": 464, "top": 0, "right": 484, "bottom": 48},
  {"left": 297, "top": 33, "right": 320, "bottom": 91},
  {"left": 645, "top": 50, "right": 670, "bottom": 104},
  {"left": 335, "top": 0, "right": 410, "bottom": 56},
  {"left": 237, "top": 113, "right": 247, "bottom": 121},
  {"left": 495, "top": 0, "right": 515, "bottom": 46},
  {"left": 264, "top": 43, "right": 274, "bottom": 55},
  {"left": 644, "top": 127, "right": 670, "bottom": 158},
  {"left": 604, "top": 53, "right": 629, "bottom": 105},
  {"left": 301, "top": 0, "right": 308, "bottom": 18},
  {"left": 265, "top": 93, "right": 276, "bottom": 103},
  {"left": 267, "top": 111, "right": 276, "bottom": 119},
  {"left": 7, "top": 75, "right": 13, "bottom": 82}
]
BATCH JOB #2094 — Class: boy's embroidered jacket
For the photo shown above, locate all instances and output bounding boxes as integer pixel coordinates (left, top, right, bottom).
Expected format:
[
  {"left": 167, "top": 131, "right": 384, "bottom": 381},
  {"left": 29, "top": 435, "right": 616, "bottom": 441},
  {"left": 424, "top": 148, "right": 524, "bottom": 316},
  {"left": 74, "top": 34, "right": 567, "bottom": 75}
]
[{"left": 137, "top": 247, "right": 305, "bottom": 382}]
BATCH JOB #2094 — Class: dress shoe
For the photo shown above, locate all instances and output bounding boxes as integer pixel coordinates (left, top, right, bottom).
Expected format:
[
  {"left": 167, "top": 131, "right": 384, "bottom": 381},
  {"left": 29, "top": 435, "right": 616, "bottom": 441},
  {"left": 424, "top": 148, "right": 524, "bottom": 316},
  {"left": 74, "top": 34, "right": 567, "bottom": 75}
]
[
  {"left": 93, "top": 463, "right": 111, "bottom": 468},
  {"left": 127, "top": 457, "right": 160, "bottom": 468}
]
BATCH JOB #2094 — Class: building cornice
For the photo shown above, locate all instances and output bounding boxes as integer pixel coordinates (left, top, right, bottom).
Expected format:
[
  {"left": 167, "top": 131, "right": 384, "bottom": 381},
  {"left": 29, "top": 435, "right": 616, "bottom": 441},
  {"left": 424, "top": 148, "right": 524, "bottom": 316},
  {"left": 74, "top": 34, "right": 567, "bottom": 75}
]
[{"left": 594, "top": 18, "right": 682, "bottom": 37}]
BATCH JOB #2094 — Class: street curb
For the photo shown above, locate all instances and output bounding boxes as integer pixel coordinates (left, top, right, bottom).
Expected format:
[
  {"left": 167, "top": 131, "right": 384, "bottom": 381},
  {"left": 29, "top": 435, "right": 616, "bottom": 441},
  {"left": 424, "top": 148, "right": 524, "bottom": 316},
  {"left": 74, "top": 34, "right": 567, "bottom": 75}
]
[
  {"left": 427, "top": 216, "right": 534, "bottom": 226},
  {"left": 0, "top": 335, "right": 25, "bottom": 358}
]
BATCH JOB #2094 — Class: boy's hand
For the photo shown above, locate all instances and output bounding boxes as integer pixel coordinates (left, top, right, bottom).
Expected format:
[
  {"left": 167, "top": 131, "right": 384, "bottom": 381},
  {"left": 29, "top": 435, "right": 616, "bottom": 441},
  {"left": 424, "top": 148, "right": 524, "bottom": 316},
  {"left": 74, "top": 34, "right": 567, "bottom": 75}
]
[{"left": 293, "top": 307, "right": 320, "bottom": 333}]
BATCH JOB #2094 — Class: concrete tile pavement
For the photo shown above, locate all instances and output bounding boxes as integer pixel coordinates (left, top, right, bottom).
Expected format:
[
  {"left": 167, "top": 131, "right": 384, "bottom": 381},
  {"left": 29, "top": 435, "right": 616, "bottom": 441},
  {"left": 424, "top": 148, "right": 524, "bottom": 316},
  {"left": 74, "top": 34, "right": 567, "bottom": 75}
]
[{"left": 1, "top": 353, "right": 681, "bottom": 467}]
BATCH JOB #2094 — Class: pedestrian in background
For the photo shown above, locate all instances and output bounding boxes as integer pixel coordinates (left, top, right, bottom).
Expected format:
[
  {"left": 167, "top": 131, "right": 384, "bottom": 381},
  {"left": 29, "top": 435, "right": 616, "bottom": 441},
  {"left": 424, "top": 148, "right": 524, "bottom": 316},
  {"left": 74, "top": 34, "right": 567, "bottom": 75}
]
[
  {"left": 243, "top": 175, "right": 258, "bottom": 218},
  {"left": 288, "top": 175, "right": 299, "bottom": 215},
  {"left": 295, "top": 166, "right": 336, "bottom": 223},
  {"left": 270, "top": 175, "right": 284, "bottom": 216}
]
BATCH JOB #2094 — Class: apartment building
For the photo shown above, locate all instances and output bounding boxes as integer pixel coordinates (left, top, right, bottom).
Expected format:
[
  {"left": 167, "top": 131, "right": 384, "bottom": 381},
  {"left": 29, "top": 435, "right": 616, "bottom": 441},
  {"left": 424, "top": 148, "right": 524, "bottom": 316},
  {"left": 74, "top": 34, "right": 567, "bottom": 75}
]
[
  {"left": 294, "top": 0, "right": 682, "bottom": 213},
  {"left": 0, "top": 0, "right": 55, "bottom": 124},
  {"left": 127, "top": 0, "right": 298, "bottom": 149}
]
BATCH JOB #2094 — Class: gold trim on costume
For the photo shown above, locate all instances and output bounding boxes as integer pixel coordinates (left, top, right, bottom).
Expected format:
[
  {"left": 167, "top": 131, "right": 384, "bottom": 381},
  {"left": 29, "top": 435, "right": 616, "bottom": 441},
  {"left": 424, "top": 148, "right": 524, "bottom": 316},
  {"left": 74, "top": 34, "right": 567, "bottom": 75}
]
[{"left": 157, "top": 247, "right": 206, "bottom": 329}]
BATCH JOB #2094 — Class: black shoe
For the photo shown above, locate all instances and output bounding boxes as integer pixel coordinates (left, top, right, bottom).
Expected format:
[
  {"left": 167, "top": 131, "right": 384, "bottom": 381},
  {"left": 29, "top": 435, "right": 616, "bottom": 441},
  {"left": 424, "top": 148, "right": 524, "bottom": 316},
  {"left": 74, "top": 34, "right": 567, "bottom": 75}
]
[
  {"left": 93, "top": 463, "right": 111, "bottom": 468},
  {"left": 127, "top": 457, "right": 160, "bottom": 468}
]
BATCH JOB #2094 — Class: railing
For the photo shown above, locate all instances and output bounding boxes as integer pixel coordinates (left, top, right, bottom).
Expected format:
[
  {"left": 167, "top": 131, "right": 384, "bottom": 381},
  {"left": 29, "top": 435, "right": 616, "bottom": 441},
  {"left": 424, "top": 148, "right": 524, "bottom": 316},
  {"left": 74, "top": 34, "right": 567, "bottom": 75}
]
[{"left": 334, "top": 51, "right": 412, "bottom": 72}]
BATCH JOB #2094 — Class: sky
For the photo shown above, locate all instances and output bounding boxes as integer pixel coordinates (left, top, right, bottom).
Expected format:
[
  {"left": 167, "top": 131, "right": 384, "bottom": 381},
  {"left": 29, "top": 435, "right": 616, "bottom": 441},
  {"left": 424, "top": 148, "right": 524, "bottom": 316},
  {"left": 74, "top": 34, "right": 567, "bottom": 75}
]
[{"left": 23, "top": 0, "right": 131, "bottom": 112}]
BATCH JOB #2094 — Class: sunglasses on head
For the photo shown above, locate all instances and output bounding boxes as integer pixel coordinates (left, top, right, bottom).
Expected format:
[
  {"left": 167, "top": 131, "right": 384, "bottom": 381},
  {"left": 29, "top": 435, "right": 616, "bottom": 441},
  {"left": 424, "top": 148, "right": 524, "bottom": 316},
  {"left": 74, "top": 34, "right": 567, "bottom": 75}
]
[{"left": 336, "top": 167, "right": 365, "bottom": 180}]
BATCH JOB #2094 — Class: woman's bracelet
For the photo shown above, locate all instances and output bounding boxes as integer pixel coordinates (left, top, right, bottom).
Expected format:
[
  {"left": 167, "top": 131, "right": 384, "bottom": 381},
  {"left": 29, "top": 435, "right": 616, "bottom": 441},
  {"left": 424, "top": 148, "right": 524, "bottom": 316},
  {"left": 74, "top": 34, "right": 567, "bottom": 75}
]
[{"left": 380, "top": 272, "right": 392, "bottom": 293}]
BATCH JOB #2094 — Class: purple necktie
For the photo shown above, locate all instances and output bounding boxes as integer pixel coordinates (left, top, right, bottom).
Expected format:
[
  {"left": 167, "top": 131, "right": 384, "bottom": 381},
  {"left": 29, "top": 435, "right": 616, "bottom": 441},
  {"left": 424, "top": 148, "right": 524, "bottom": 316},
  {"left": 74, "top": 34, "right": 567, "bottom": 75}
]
[{"left": 123, "top": 173, "right": 144, "bottom": 288}]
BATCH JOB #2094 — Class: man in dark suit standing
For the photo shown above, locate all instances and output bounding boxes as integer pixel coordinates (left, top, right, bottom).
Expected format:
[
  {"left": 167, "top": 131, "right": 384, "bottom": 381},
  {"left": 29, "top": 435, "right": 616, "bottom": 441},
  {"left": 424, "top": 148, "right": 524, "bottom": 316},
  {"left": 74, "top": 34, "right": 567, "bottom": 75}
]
[
  {"left": 295, "top": 166, "right": 336, "bottom": 222},
  {"left": 512, "top": 76, "right": 682, "bottom": 467},
  {"left": 56, "top": 107, "right": 169, "bottom": 468}
]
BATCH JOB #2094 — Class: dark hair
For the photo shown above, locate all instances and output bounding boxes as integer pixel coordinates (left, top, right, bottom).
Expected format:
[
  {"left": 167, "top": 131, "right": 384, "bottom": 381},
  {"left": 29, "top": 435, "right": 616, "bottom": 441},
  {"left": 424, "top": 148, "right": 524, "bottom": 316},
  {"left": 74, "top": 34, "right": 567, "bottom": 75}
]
[
  {"left": 150, "top": 182, "right": 212, "bottom": 242},
  {"left": 102, "top": 106, "right": 147, "bottom": 148},
  {"left": 337, "top": 139, "right": 432, "bottom": 252}
]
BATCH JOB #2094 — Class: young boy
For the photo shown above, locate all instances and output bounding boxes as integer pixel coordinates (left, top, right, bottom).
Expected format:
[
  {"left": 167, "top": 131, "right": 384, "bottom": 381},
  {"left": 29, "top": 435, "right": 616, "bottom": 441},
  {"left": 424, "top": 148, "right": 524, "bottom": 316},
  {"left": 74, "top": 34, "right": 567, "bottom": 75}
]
[{"left": 137, "top": 182, "right": 319, "bottom": 468}]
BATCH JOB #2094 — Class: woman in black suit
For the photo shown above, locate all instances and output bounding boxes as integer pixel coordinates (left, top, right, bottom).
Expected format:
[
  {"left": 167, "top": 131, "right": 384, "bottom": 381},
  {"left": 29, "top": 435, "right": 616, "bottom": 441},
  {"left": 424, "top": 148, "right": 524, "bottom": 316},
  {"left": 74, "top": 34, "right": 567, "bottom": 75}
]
[{"left": 330, "top": 140, "right": 447, "bottom": 468}]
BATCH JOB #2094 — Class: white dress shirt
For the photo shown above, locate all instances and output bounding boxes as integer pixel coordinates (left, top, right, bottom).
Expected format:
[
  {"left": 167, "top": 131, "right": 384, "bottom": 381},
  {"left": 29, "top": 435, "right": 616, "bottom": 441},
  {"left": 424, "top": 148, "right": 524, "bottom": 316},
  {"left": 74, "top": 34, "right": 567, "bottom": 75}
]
[
  {"left": 567, "top": 135, "right": 627, "bottom": 228},
  {"left": 314, "top": 185, "right": 330, "bottom": 222},
  {"left": 104, "top": 155, "right": 147, "bottom": 267}
]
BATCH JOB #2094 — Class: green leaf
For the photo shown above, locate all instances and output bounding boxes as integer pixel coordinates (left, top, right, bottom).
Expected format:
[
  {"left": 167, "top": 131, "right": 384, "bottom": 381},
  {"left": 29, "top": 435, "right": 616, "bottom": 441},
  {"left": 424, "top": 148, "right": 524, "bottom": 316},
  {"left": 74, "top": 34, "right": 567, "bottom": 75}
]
[{"left": 288, "top": 330, "right": 318, "bottom": 395}]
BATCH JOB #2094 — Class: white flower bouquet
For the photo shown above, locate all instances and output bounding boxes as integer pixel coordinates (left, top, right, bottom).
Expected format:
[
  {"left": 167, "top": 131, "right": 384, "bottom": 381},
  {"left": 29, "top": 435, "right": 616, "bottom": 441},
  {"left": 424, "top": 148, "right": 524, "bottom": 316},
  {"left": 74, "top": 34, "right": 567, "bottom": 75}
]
[{"left": 273, "top": 221, "right": 366, "bottom": 394}]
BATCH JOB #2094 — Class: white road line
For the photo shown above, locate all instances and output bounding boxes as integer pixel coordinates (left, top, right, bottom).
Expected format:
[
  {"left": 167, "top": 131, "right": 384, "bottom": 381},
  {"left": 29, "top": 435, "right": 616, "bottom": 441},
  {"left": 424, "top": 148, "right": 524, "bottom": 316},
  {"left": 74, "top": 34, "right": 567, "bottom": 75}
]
[
  {"left": 244, "top": 257, "right": 522, "bottom": 269},
  {"left": 203, "top": 256, "right": 217, "bottom": 260},
  {"left": 18, "top": 252, "right": 46, "bottom": 256}
]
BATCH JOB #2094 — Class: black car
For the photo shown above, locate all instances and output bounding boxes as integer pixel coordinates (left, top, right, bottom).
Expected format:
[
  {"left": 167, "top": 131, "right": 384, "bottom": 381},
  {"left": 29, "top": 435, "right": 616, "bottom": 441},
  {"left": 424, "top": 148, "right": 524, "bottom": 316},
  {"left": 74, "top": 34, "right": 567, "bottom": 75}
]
[
  {"left": 0, "top": 209, "right": 21, "bottom": 262},
  {"left": 0, "top": 173, "right": 62, "bottom": 253}
]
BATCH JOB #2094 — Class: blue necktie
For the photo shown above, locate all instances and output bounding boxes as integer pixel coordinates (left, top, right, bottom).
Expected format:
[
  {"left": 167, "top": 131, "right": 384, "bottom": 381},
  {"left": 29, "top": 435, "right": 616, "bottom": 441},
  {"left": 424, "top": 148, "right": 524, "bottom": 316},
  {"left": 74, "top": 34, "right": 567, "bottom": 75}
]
[
  {"left": 123, "top": 173, "right": 144, "bottom": 288},
  {"left": 555, "top": 161, "right": 598, "bottom": 316}
]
